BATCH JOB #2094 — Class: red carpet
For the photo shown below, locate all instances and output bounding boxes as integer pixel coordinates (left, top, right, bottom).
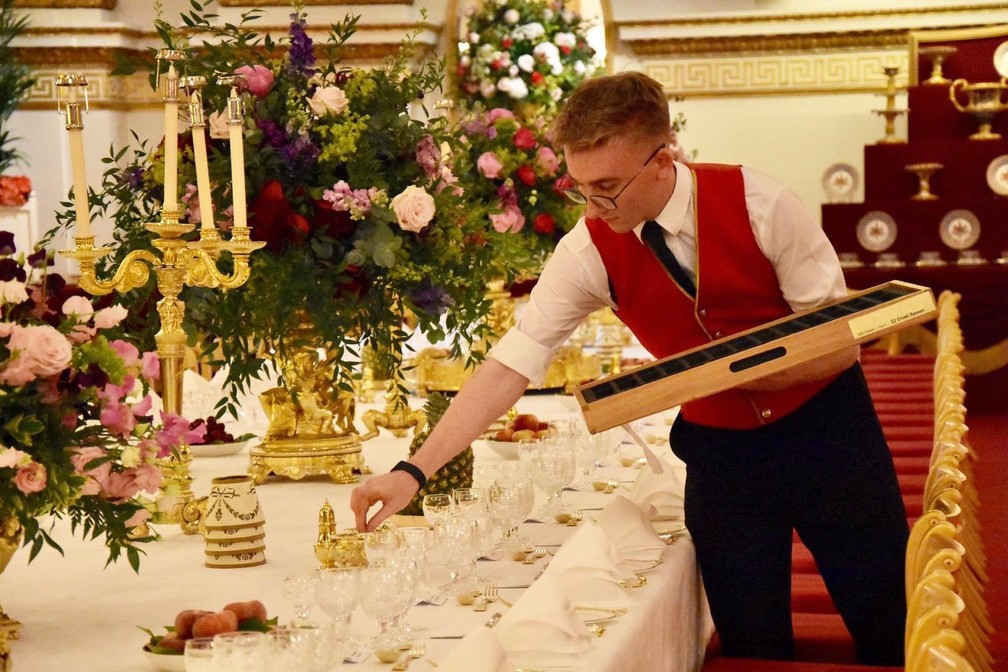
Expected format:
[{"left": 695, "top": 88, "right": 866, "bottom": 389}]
[{"left": 702, "top": 350, "right": 1008, "bottom": 672}]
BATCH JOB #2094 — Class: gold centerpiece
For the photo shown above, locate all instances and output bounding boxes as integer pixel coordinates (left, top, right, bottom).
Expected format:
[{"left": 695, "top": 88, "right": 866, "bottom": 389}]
[
  {"left": 949, "top": 77, "right": 1008, "bottom": 140},
  {"left": 248, "top": 320, "right": 367, "bottom": 484},
  {"left": 56, "top": 62, "right": 264, "bottom": 534}
]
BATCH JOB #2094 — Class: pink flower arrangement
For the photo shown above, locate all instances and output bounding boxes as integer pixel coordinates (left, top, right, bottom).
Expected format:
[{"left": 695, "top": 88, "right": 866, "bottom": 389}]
[
  {"left": 458, "top": 107, "right": 580, "bottom": 267},
  {"left": 0, "top": 231, "right": 202, "bottom": 570}
]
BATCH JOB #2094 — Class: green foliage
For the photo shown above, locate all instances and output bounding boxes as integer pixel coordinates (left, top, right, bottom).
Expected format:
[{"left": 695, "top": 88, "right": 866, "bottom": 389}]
[{"left": 0, "top": 0, "right": 36, "bottom": 174}]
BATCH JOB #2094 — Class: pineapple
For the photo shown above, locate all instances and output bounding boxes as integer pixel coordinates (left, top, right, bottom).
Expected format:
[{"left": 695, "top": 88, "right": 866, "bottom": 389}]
[{"left": 400, "top": 392, "right": 474, "bottom": 516}]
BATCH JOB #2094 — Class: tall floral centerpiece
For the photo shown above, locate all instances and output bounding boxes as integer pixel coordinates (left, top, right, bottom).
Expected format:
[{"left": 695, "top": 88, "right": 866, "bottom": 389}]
[
  {"left": 1, "top": 233, "right": 205, "bottom": 620},
  {"left": 51, "top": 3, "right": 503, "bottom": 433}
]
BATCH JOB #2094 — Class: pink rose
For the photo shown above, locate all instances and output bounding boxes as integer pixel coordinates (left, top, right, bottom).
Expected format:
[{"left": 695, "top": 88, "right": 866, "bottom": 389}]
[
  {"left": 235, "top": 64, "right": 275, "bottom": 97},
  {"left": 489, "top": 206, "right": 525, "bottom": 233},
  {"left": 62, "top": 295, "right": 94, "bottom": 322},
  {"left": 390, "top": 186, "right": 436, "bottom": 233},
  {"left": 71, "top": 446, "right": 107, "bottom": 474},
  {"left": 94, "top": 304, "right": 128, "bottom": 330},
  {"left": 487, "top": 108, "right": 515, "bottom": 123},
  {"left": 536, "top": 146, "right": 560, "bottom": 174},
  {"left": 308, "top": 86, "right": 349, "bottom": 117},
  {"left": 68, "top": 323, "right": 97, "bottom": 343},
  {"left": 0, "top": 355, "right": 35, "bottom": 385},
  {"left": 12, "top": 324, "right": 72, "bottom": 377},
  {"left": 477, "top": 152, "right": 505, "bottom": 179},
  {"left": 132, "top": 463, "right": 164, "bottom": 493},
  {"left": 14, "top": 462, "right": 47, "bottom": 494},
  {"left": 100, "top": 470, "right": 138, "bottom": 501}
]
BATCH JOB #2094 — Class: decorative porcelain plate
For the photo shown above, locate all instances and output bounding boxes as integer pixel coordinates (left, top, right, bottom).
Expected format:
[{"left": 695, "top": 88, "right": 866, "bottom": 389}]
[
  {"left": 939, "top": 209, "right": 981, "bottom": 251},
  {"left": 986, "top": 155, "right": 1008, "bottom": 196},
  {"left": 994, "top": 41, "right": 1008, "bottom": 78},
  {"left": 856, "top": 211, "right": 897, "bottom": 253},
  {"left": 822, "top": 163, "right": 859, "bottom": 203}
]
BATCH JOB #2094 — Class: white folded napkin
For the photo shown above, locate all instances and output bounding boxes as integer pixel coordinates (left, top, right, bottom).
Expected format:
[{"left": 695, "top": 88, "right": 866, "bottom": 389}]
[
  {"left": 495, "top": 574, "right": 592, "bottom": 668},
  {"left": 542, "top": 522, "right": 633, "bottom": 607},
  {"left": 626, "top": 455, "right": 685, "bottom": 521},
  {"left": 596, "top": 495, "right": 666, "bottom": 562},
  {"left": 437, "top": 627, "right": 508, "bottom": 672}
]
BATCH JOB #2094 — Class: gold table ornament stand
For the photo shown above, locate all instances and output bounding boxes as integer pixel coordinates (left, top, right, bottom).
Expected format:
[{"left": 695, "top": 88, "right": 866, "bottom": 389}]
[
  {"left": 950, "top": 77, "right": 1008, "bottom": 140},
  {"left": 874, "top": 66, "right": 908, "bottom": 144},
  {"left": 56, "top": 59, "right": 264, "bottom": 534},
  {"left": 906, "top": 162, "right": 943, "bottom": 200},
  {"left": 919, "top": 46, "right": 957, "bottom": 86}
]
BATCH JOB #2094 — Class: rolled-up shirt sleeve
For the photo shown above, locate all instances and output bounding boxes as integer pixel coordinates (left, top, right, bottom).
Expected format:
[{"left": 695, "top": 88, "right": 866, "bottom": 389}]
[{"left": 487, "top": 222, "right": 611, "bottom": 385}]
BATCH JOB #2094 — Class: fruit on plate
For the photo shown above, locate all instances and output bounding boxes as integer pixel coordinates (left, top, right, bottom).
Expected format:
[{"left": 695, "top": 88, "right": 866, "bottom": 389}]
[
  {"left": 191, "top": 610, "right": 239, "bottom": 638},
  {"left": 490, "top": 412, "right": 556, "bottom": 442},
  {"left": 142, "top": 600, "right": 275, "bottom": 656}
]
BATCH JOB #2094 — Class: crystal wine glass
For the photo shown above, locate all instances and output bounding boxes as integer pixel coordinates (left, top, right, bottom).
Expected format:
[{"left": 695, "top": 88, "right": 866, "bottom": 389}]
[
  {"left": 422, "top": 493, "right": 453, "bottom": 528},
  {"left": 282, "top": 575, "right": 316, "bottom": 626}
]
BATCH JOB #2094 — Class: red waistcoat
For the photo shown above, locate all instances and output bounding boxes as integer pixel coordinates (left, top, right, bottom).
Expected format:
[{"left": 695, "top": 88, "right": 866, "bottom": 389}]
[{"left": 586, "top": 163, "right": 835, "bottom": 429}]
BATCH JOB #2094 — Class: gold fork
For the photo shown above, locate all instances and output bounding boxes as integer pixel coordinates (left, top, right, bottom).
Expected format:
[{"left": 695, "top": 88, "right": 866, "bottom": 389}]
[
  {"left": 392, "top": 643, "right": 425, "bottom": 671},
  {"left": 522, "top": 546, "right": 547, "bottom": 564}
]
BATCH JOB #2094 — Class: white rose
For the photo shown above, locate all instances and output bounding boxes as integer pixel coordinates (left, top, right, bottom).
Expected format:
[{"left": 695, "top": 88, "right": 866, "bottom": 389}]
[
  {"left": 480, "top": 80, "right": 498, "bottom": 98},
  {"left": 208, "top": 110, "right": 230, "bottom": 140},
  {"left": 574, "top": 60, "right": 586, "bottom": 75},
  {"left": 550, "top": 59, "right": 563, "bottom": 76},
  {"left": 517, "top": 54, "right": 535, "bottom": 73},
  {"left": 506, "top": 77, "right": 529, "bottom": 99},
  {"left": 504, "top": 8, "right": 520, "bottom": 24},
  {"left": 0, "top": 280, "right": 28, "bottom": 305},
  {"left": 497, "top": 77, "right": 512, "bottom": 93},
  {"left": 523, "top": 22, "right": 545, "bottom": 40},
  {"left": 62, "top": 295, "right": 94, "bottom": 322},
  {"left": 554, "top": 32, "right": 577, "bottom": 49},
  {"left": 562, "top": 9, "right": 575, "bottom": 22},
  {"left": 309, "top": 86, "right": 349, "bottom": 117},
  {"left": 534, "top": 42, "right": 560, "bottom": 62},
  {"left": 468, "top": 31, "right": 481, "bottom": 44},
  {"left": 390, "top": 185, "right": 436, "bottom": 233},
  {"left": 509, "top": 65, "right": 519, "bottom": 77}
]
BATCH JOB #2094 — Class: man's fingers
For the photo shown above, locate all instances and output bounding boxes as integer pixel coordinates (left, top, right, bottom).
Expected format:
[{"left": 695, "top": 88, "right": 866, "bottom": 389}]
[{"left": 365, "top": 506, "right": 392, "bottom": 532}]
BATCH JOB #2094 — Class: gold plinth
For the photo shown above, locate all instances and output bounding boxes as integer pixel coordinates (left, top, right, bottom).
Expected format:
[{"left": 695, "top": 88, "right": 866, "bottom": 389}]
[{"left": 248, "top": 435, "right": 368, "bottom": 485}]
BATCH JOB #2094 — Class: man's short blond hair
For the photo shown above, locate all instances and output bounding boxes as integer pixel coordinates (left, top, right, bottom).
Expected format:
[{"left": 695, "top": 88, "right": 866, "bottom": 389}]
[{"left": 551, "top": 71, "right": 670, "bottom": 151}]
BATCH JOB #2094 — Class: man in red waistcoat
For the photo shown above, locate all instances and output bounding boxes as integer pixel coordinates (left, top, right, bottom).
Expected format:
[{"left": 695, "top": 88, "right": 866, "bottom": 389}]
[{"left": 352, "top": 71, "right": 908, "bottom": 665}]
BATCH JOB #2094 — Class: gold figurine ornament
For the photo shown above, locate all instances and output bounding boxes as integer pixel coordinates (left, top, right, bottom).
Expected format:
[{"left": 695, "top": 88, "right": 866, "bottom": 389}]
[{"left": 57, "top": 56, "right": 265, "bottom": 534}]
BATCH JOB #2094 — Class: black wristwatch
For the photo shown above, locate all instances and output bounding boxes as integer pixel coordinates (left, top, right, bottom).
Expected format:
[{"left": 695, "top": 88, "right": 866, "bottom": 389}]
[{"left": 391, "top": 460, "right": 427, "bottom": 489}]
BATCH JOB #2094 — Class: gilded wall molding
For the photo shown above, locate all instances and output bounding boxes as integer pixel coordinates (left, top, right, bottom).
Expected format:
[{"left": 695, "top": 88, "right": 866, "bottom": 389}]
[
  {"left": 626, "top": 30, "right": 912, "bottom": 58},
  {"left": 13, "top": 0, "right": 115, "bottom": 7},
  {"left": 19, "top": 68, "right": 156, "bottom": 110},
  {"left": 616, "top": 3, "right": 1007, "bottom": 29},
  {"left": 643, "top": 51, "right": 911, "bottom": 98},
  {"left": 219, "top": 0, "right": 411, "bottom": 4}
]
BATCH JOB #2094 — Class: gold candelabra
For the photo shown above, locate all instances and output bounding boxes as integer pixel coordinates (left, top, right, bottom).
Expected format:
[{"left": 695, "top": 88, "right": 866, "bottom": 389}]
[{"left": 56, "top": 55, "right": 264, "bottom": 534}]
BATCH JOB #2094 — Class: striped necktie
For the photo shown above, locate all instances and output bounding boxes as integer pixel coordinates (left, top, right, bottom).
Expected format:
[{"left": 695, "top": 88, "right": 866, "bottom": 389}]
[{"left": 640, "top": 219, "right": 696, "bottom": 297}]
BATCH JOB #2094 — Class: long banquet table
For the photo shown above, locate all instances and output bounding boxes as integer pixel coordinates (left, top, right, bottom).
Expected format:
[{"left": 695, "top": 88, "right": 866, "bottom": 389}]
[{"left": 0, "top": 393, "right": 713, "bottom": 672}]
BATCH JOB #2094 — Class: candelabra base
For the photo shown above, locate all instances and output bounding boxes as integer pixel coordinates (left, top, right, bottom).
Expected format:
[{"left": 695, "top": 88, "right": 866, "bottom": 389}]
[{"left": 248, "top": 435, "right": 368, "bottom": 485}]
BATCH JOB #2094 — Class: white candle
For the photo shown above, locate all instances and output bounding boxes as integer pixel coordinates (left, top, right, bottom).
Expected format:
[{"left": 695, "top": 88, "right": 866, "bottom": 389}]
[
  {"left": 228, "top": 87, "right": 247, "bottom": 230},
  {"left": 191, "top": 122, "right": 215, "bottom": 229},
  {"left": 66, "top": 86, "right": 91, "bottom": 238},
  {"left": 163, "top": 64, "right": 179, "bottom": 212}
]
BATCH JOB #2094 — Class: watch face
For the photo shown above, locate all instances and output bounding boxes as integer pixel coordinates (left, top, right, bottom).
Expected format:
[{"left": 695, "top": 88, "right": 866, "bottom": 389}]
[
  {"left": 856, "top": 211, "right": 897, "bottom": 253},
  {"left": 986, "top": 154, "right": 1008, "bottom": 196},
  {"left": 939, "top": 209, "right": 981, "bottom": 251},
  {"left": 822, "top": 163, "right": 859, "bottom": 203}
]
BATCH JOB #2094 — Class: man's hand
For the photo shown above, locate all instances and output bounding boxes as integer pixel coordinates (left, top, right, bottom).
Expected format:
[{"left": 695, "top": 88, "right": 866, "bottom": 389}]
[{"left": 350, "top": 471, "right": 419, "bottom": 532}]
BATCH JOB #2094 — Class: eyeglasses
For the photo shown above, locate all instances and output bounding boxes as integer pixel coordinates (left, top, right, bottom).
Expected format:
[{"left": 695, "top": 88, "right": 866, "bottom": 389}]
[{"left": 563, "top": 143, "right": 665, "bottom": 211}]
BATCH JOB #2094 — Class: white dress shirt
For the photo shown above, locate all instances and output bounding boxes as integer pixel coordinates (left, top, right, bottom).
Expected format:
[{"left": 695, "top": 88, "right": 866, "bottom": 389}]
[{"left": 489, "top": 162, "right": 847, "bottom": 385}]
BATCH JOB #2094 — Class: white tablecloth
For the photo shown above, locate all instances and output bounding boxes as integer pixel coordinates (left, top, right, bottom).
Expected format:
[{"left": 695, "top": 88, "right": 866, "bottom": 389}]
[{"left": 0, "top": 394, "right": 712, "bottom": 672}]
